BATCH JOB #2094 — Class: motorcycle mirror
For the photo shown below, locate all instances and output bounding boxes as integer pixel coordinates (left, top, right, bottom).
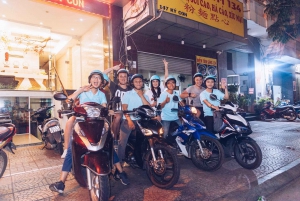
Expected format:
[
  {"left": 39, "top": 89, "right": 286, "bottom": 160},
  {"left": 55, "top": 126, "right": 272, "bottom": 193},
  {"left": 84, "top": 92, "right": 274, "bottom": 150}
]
[
  {"left": 54, "top": 93, "right": 67, "bottom": 101},
  {"left": 209, "top": 94, "right": 218, "bottom": 101},
  {"left": 173, "top": 95, "right": 179, "bottom": 102}
]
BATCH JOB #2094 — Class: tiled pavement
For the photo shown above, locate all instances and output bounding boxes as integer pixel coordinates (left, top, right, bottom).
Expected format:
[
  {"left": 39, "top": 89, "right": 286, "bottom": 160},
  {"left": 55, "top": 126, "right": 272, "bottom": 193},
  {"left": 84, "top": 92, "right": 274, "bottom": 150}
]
[{"left": 1, "top": 120, "right": 300, "bottom": 201}]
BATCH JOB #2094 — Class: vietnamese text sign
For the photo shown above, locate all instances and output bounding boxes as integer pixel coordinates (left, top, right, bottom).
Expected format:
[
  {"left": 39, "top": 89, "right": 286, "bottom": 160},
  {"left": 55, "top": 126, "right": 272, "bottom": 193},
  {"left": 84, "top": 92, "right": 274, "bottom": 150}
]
[
  {"left": 44, "top": 0, "right": 110, "bottom": 18},
  {"left": 157, "top": 0, "right": 244, "bottom": 37}
]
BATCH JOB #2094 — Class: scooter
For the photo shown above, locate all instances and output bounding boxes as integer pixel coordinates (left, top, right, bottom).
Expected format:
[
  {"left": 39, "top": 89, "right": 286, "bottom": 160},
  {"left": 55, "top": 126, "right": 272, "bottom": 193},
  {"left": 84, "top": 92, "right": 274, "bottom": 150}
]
[
  {"left": 260, "top": 102, "right": 297, "bottom": 121},
  {"left": 168, "top": 102, "right": 224, "bottom": 171},
  {"left": 211, "top": 97, "right": 262, "bottom": 170},
  {"left": 54, "top": 93, "right": 113, "bottom": 201},
  {"left": 122, "top": 105, "right": 180, "bottom": 189},
  {"left": 31, "top": 105, "right": 64, "bottom": 155},
  {"left": 0, "top": 114, "right": 16, "bottom": 178}
]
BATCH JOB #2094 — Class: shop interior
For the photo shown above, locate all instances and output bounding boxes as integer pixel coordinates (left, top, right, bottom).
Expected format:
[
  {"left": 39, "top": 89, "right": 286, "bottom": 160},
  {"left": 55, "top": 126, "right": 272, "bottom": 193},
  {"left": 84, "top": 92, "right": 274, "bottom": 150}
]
[{"left": 0, "top": 0, "right": 111, "bottom": 145}]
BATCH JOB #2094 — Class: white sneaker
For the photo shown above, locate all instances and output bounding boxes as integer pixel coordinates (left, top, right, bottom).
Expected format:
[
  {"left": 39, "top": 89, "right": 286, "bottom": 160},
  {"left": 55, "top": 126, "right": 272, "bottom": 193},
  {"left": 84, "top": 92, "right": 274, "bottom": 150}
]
[{"left": 61, "top": 149, "right": 67, "bottom": 159}]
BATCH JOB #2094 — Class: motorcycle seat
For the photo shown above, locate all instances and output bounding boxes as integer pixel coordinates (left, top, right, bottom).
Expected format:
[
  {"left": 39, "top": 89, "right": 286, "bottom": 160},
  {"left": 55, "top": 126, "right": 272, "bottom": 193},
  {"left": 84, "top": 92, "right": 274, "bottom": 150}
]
[{"left": 0, "top": 127, "right": 11, "bottom": 141}]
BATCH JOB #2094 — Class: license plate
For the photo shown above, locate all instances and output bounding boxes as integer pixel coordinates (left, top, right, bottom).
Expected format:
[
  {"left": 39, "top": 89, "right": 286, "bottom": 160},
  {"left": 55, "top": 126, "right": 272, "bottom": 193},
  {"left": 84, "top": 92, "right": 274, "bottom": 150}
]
[{"left": 49, "top": 126, "right": 60, "bottom": 133}]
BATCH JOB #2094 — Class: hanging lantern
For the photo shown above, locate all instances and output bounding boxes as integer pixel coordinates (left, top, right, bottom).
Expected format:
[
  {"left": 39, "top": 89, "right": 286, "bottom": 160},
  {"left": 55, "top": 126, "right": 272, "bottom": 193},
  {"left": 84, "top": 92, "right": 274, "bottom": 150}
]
[{"left": 5, "top": 52, "right": 9, "bottom": 62}]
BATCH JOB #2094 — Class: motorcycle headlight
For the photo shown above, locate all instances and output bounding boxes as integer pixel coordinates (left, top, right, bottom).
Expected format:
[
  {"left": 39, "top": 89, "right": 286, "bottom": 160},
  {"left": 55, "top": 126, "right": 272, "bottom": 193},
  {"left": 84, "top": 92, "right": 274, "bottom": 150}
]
[
  {"left": 158, "top": 128, "right": 163, "bottom": 135},
  {"left": 233, "top": 124, "right": 251, "bottom": 134},
  {"left": 83, "top": 106, "right": 100, "bottom": 118},
  {"left": 145, "top": 108, "right": 155, "bottom": 118},
  {"left": 191, "top": 107, "right": 197, "bottom": 114},
  {"left": 142, "top": 128, "right": 153, "bottom": 136}
]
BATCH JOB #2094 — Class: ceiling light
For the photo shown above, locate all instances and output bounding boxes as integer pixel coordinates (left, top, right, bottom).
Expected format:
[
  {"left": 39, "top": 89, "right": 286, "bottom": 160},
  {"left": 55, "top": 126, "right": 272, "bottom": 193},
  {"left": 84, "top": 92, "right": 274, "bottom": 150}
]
[
  {"left": 2, "top": 1, "right": 7, "bottom": 4},
  {"left": 71, "top": 28, "right": 74, "bottom": 31},
  {"left": 40, "top": 22, "right": 43, "bottom": 25},
  {"left": 158, "top": 34, "right": 161, "bottom": 40},
  {"left": 181, "top": 39, "right": 184, "bottom": 45},
  {"left": 80, "top": 18, "right": 83, "bottom": 21},
  {"left": 2, "top": 14, "right": 5, "bottom": 18},
  {"left": 203, "top": 44, "right": 206, "bottom": 49}
]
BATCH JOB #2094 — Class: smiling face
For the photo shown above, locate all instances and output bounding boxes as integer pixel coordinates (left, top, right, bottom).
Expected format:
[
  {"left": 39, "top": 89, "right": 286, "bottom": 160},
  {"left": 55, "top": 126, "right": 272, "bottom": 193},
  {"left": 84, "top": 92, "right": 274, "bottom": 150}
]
[
  {"left": 90, "top": 74, "right": 102, "bottom": 88},
  {"left": 118, "top": 73, "right": 128, "bottom": 85},
  {"left": 166, "top": 79, "right": 176, "bottom": 90},
  {"left": 194, "top": 76, "right": 203, "bottom": 87},
  {"left": 133, "top": 78, "right": 143, "bottom": 90},
  {"left": 152, "top": 80, "right": 159, "bottom": 88},
  {"left": 205, "top": 79, "right": 215, "bottom": 89}
]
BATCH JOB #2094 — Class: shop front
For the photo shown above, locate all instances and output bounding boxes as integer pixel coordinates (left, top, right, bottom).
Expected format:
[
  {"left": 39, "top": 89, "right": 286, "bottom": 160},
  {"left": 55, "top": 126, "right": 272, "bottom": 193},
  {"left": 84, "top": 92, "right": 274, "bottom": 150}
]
[{"left": 0, "top": 0, "right": 113, "bottom": 144}]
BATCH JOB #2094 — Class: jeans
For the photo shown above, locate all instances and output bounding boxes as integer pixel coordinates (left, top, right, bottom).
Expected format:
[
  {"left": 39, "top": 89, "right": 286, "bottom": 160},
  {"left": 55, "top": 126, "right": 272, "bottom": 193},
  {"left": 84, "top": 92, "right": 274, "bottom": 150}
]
[
  {"left": 204, "top": 116, "right": 214, "bottom": 133},
  {"left": 62, "top": 142, "right": 120, "bottom": 172},
  {"left": 161, "top": 119, "right": 181, "bottom": 138},
  {"left": 117, "top": 119, "right": 136, "bottom": 161}
]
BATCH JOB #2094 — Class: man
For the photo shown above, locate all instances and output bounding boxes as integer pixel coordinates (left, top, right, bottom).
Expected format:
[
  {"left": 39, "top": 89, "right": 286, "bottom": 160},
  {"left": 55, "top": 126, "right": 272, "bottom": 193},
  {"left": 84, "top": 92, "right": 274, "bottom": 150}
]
[
  {"left": 118, "top": 74, "right": 150, "bottom": 161},
  {"left": 180, "top": 73, "right": 205, "bottom": 121}
]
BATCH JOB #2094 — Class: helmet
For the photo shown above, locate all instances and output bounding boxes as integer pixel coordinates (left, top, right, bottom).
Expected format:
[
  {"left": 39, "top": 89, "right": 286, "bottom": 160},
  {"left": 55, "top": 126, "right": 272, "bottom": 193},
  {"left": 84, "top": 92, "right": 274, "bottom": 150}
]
[
  {"left": 88, "top": 70, "right": 104, "bottom": 83},
  {"left": 150, "top": 75, "right": 160, "bottom": 82},
  {"left": 193, "top": 73, "right": 203, "bottom": 79},
  {"left": 130, "top": 74, "right": 144, "bottom": 88},
  {"left": 165, "top": 75, "right": 176, "bottom": 86},
  {"left": 117, "top": 68, "right": 129, "bottom": 76},
  {"left": 102, "top": 73, "right": 109, "bottom": 87},
  {"left": 204, "top": 75, "right": 216, "bottom": 83}
]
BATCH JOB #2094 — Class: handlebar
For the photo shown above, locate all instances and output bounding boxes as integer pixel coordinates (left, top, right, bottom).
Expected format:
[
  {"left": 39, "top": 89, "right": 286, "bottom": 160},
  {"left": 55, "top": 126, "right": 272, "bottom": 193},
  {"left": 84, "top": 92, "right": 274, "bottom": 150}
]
[{"left": 31, "top": 105, "right": 55, "bottom": 117}]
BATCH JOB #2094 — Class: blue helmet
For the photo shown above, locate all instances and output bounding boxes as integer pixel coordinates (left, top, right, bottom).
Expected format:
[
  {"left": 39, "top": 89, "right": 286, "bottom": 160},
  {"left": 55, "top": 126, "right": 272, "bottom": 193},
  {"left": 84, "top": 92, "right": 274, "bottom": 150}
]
[
  {"left": 130, "top": 74, "right": 144, "bottom": 88},
  {"left": 204, "top": 75, "right": 216, "bottom": 84},
  {"left": 193, "top": 73, "right": 203, "bottom": 79},
  {"left": 102, "top": 73, "right": 109, "bottom": 87},
  {"left": 88, "top": 70, "right": 104, "bottom": 83},
  {"left": 165, "top": 75, "right": 176, "bottom": 86},
  {"left": 150, "top": 75, "right": 160, "bottom": 82}
]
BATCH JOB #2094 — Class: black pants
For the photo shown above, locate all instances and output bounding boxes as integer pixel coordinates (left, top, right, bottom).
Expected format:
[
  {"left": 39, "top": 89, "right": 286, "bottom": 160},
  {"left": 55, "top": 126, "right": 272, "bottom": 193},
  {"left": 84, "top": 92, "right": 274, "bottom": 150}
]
[
  {"left": 196, "top": 107, "right": 205, "bottom": 122},
  {"left": 204, "top": 116, "right": 214, "bottom": 133}
]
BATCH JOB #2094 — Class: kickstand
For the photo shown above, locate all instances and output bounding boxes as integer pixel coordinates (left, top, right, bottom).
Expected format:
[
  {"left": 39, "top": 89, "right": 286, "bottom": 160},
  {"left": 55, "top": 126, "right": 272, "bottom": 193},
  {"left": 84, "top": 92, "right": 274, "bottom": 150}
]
[
  {"left": 40, "top": 144, "right": 46, "bottom": 150},
  {"left": 8, "top": 142, "right": 16, "bottom": 154}
]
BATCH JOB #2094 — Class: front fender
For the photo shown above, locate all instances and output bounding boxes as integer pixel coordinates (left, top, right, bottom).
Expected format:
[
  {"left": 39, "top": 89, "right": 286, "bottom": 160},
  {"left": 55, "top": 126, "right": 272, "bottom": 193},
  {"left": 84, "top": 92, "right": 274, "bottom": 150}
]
[
  {"left": 151, "top": 136, "right": 175, "bottom": 149},
  {"left": 82, "top": 150, "right": 111, "bottom": 175},
  {"left": 194, "top": 129, "right": 218, "bottom": 140}
]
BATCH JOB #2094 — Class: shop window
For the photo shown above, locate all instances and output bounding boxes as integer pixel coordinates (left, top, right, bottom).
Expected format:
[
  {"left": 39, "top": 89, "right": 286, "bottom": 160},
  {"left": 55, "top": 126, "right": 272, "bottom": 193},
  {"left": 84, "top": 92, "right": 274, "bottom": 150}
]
[{"left": 227, "top": 52, "right": 233, "bottom": 70}]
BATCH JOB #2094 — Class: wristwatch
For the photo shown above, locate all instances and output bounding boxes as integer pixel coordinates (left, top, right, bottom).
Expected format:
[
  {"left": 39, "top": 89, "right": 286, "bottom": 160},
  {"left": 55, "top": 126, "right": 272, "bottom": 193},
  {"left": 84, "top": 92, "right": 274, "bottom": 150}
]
[{"left": 188, "top": 93, "right": 191, "bottom": 97}]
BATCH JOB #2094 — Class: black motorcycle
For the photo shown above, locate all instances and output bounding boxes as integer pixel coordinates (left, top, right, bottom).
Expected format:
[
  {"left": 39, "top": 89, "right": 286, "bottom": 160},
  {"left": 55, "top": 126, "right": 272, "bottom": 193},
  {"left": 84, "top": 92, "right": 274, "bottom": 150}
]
[
  {"left": 31, "top": 105, "right": 64, "bottom": 155},
  {"left": 122, "top": 105, "right": 180, "bottom": 189}
]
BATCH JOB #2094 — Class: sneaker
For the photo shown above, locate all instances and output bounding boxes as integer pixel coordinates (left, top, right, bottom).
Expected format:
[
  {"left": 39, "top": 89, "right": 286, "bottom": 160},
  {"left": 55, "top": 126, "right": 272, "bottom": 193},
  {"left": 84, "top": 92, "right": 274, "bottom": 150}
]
[
  {"left": 61, "top": 149, "right": 67, "bottom": 159},
  {"left": 118, "top": 171, "right": 130, "bottom": 185},
  {"left": 49, "top": 181, "right": 65, "bottom": 194}
]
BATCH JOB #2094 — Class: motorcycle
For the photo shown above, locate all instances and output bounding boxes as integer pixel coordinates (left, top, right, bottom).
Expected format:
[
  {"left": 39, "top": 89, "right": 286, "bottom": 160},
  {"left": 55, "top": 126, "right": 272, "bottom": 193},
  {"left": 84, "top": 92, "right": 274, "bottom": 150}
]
[
  {"left": 294, "top": 104, "right": 300, "bottom": 119},
  {"left": 168, "top": 103, "right": 224, "bottom": 171},
  {"left": 260, "top": 102, "right": 297, "bottom": 121},
  {"left": 54, "top": 93, "right": 113, "bottom": 201},
  {"left": 210, "top": 95, "right": 262, "bottom": 170},
  {"left": 121, "top": 105, "right": 180, "bottom": 189},
  {"left": 0, "top": 113, "right": 16, "bottom": 178},
  {"left": 31, "top": 105, "right": 64, "bottom": 155}
]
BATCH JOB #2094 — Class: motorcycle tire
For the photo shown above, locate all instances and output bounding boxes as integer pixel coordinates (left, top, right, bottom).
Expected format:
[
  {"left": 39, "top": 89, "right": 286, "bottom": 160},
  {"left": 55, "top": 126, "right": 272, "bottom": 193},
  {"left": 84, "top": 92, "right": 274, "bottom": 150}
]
[
  {"left": 0, "top": 150, "right": 8, "bottom": 178},
  {"left": 191, "top": 136, "right": 224, "bottom": 171},
  {"left": 89, "top": 173, "right": 109, "bottom": 201},
  {"left": 260, "top": 113, "right": 267, "bottom": 121},
  {"left": 234, "top": 140, "right": 262, "bottom": 170},
  {"left": 145, "top": 144, "right": 180, "bottom": 189},
  {"left": 287, "top": 112, "right": 297, "bottom": 121},
  {"left": 57, "top": 142, "right": 64, "bottom": 155}
]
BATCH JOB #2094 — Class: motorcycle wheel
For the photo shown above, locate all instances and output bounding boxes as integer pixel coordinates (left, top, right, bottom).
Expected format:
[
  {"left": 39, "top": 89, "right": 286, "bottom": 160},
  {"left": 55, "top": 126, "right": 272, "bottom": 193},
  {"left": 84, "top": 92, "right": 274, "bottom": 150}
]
[
  {"left": 234, "top": 140, "right": 262, "bottom": 170},
  {"left": 287, "top": 112, "right": 297, "bottom": 121},
  {"left": 191, "top": 136, "right": 224, "bottom": 171},
  {"left": 0, "top": 150, "right": 8, "bottom": 178},
  {"left": 57, "top": 142, "right": 64, "bottom": 155},
  {"left": 260, "top": 113, "right": 267, "bottom": 121},
  {"left": 145, "top": 144, "right": 180, "bottom": 189},
  {"left": 89, "top": 173, "right": 109, "bottom": 201}
]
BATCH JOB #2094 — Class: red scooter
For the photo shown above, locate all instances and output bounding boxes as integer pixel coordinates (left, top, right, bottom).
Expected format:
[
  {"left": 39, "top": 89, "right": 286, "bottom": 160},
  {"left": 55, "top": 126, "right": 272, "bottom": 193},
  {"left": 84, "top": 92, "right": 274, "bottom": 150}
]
[
  {"left": 260, "top": 101, "right": 297, "bottom": 121},
  {"left": 0, "top": 113, "right": 17, "bottom": 178},
  {"left": 54, "top": 93, "right": 113, "bottom": 201}
]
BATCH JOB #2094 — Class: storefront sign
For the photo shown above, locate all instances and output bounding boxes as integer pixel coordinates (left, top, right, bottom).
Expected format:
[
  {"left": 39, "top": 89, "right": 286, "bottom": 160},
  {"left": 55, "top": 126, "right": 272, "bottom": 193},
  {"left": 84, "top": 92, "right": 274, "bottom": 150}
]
[
  {"left": 43, "top": 0, "right": 110, "bottom": 18},
  {"left": 157, "top": 0, "right": 244, "bottom": 37},
  {"left": 196, "top": 55, "right": 217, "bottom": 77},
  {"left": 248, "top": 88, "right": 254, "bottom": 94}
]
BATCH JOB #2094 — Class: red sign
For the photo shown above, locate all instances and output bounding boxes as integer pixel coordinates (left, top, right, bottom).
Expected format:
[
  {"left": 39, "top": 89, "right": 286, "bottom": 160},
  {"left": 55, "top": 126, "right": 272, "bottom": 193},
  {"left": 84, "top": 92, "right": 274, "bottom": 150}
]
[
  {"left": 45, "top": 0, "right": 110, "bottom": 18},
  {"left": 248, "top": 88, "right": 254, "bottom": 95}
]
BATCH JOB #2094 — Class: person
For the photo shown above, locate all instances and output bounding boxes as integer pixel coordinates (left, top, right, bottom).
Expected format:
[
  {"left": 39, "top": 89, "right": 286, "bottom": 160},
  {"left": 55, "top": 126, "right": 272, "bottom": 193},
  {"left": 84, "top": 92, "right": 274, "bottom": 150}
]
[
  {"left": 49, "top": 70, "right": 129, "bottom": 194},
  {"left": 200, "top": 75, "right": 229, "bottom": 133},
  {"left": 180, "top": 73, "right": 205, "bottom": 121},
  {"left": 158, "top": 75, "right": 181, "bottom": 138},
  {"left": 118, "top": 74, "right": 150, "bottom": 161},
  {"left": 103, "top": 65, "right": 132, "bottom": 140},
  {"left": 274, "top": 97, "right": 281, "bottom": 107},
  {"left": 144, "top": 59, "right": 169, "bottom": 119}
]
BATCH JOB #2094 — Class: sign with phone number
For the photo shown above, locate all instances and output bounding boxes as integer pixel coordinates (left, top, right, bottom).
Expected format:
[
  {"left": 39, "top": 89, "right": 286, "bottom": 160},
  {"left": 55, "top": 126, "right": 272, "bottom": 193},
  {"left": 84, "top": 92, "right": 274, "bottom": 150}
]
[{"left": 157, "top": 0, "right": 244, "bottom": 37}]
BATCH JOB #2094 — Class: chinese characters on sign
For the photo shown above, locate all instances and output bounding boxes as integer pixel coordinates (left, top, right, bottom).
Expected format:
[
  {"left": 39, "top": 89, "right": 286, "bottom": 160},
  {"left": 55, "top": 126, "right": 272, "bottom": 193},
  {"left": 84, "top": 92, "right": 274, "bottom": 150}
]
[
  {"left": 157, "top": 0, "right": 244, "bottom": 37},
  {"left": 196, "top": 56, "right": 218, "bottom": 78}
]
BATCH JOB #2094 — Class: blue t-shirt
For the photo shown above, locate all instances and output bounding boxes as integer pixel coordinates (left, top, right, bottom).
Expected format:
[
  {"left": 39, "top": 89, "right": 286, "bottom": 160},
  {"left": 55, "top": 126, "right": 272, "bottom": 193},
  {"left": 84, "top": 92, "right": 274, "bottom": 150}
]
[
  {"left": 122, "top": 89, "right": 150, "bottom": 120},
  {"left": 200, "top": 89, "right": 224, "bottom": 117},
  {"left": 158, "top": 91, "right": 181, "bottom": 121},
  {"left": 78, "top": 89, "right": 107, "bottom": 105}
]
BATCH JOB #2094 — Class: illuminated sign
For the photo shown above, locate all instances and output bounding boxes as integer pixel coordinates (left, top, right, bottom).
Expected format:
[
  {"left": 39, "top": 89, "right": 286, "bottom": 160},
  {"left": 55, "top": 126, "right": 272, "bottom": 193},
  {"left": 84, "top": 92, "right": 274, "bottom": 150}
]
[
  {"left": 157, "top": 0, "right": 244, "bottom": 37},
  {"left": 196, "top": 56, "right": 218, "bottom": 77},
  {"left": 44, "top": 0, "right": 110, "bottom": 18}
]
